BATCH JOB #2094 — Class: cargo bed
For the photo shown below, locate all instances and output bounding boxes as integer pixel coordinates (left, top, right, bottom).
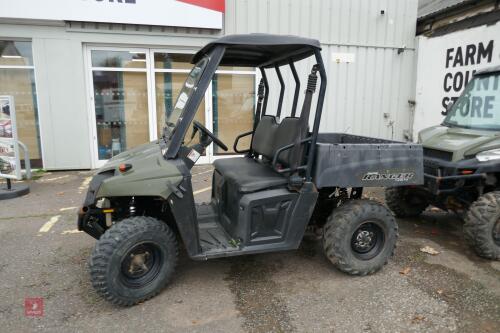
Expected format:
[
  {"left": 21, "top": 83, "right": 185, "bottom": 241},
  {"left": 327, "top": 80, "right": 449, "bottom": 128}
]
[{"left": 313, "top": 133, "right": 423, "bottom": 188}]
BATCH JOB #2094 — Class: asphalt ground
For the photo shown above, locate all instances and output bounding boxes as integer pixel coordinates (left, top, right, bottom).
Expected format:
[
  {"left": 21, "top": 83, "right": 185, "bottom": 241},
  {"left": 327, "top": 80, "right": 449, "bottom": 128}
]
[{"left": 0, "top": 166, "right": 499, "bottom": 333}]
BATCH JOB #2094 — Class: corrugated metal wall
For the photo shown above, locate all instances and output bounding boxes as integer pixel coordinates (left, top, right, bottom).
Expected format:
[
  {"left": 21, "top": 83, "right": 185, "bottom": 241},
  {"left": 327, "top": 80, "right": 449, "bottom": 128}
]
[{"left": 225, "top": 0, "right": 418, "bottom": 140}]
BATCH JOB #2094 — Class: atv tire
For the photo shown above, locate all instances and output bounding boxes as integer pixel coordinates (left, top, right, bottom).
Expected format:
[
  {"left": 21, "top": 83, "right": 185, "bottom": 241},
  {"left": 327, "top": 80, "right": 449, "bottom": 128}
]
[
  {"left": 385, "top": 187, "right": 429, "bottom": 218},
  {"left": 464, "top": 192, "right": 500, "bottom": 260},
  {"left": 323, "top": 199, "right": 398, "bottom": 275},
  {"left": 89, "top": 216, "right": 178, "bottom": 306}
]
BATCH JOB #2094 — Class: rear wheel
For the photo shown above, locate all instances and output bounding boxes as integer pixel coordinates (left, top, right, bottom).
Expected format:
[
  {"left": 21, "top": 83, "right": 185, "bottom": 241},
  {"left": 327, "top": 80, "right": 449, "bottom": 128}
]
[
  {"left": 323, "top": 200, "right": 398, "bottom": 275},
  {"left": 464, "top": 192, "right": 500, "bottom": 260},
  {"left": 385, "top": 187, "right": 429, "bottom": 217},
  {"left": 89, "top": 216, "right": 178, "bottom": 306}
]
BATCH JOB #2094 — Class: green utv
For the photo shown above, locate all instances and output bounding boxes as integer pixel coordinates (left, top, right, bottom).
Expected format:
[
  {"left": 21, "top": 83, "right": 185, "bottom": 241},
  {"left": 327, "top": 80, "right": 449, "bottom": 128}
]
[
  {"left": 78, "top": 34, "right": 423, "bottom": 306},
  {"left": 386, "top": 66, "right": 500, "bottom": 260}
]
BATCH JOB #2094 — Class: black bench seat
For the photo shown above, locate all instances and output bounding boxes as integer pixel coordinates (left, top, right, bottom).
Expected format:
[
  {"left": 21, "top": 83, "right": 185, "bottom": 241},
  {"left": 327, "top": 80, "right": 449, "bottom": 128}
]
[{"left": 213, "top": 157, "right": 287, "bottom": 193}]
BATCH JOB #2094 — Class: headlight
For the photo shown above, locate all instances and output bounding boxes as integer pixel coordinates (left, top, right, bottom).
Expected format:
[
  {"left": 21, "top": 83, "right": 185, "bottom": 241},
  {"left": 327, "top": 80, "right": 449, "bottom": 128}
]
[{"left": 476, "top": 149, "right": 500, "bottom": 162}]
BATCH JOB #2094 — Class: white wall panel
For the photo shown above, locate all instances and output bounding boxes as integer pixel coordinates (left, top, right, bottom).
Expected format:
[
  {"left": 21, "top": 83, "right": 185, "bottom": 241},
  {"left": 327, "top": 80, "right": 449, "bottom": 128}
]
[
  {"left": 225, "top": 0, "right": 418, "bottom": 140},
  {"left": 32, "top": 38, "right": 92, "bottom": 169}
]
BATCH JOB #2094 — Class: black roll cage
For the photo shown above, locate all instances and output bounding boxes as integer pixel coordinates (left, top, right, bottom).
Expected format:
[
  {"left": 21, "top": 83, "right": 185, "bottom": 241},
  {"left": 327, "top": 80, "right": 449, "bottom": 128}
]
[{"left": 165, "top": 40, "right": 326, "bottom": 183}]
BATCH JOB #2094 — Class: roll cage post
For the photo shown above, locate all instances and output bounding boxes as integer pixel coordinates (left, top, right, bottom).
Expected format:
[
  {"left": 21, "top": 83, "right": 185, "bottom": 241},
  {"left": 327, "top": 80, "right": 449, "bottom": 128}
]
[
  {"left": 275, "top": 65, "right": 285, "bottom": 118},
  {"left": 260, "top": 67, "right": 269, "bottom": 116},
  {"left": 290, "top": 61, "right": 301, "bottom": 117},
  {"left": 257, "top": 61, "right": 301, "bottom": 119},
  {"left": 305, "top": 49, "right": 327, "bottom": 181}
]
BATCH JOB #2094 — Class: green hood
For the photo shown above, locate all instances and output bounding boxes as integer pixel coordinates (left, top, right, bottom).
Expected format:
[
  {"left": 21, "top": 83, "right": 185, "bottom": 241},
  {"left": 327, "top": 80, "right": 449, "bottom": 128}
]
[
  {"left": 419, "top": 125, "right": 500, "bottom": 162},
  {"left": 95, "top": 141, "right": 183, "bottom": 199},
  {"left": 100, "top": 141, "right": 161, "bottom": 171}
]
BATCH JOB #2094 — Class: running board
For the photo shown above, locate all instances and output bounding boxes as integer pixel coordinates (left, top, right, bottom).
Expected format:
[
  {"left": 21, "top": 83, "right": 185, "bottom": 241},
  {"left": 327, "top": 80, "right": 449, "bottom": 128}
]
[{"left": 196, "top": 203, "right": 240, "bottom": 255}]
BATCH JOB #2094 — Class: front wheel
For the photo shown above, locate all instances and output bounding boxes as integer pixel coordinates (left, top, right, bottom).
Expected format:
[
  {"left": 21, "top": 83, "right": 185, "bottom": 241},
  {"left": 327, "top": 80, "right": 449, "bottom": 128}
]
[
  {"left": 464, "top": 192, "right": 500, "bottom": 260},
  {"left": 89, "top": 216, "right": 178, "bottom": 306},
  {"left": 323, "top": 200, "right": 398, "bottom": 275}
]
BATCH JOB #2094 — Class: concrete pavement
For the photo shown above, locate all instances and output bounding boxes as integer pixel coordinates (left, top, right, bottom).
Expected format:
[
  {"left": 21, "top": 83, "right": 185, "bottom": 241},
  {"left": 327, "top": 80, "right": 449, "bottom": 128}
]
[{"left": 0, "top": 167, "right": 498, "bottom": 332}]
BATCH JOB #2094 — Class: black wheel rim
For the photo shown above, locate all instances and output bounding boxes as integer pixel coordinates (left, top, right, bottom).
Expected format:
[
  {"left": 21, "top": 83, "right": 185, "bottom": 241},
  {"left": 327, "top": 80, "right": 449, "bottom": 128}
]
[
  {"left": 351, "top": 221, "right": 385, "bottom": 260},
  {"left": 494, "top": 219, "right": 500, "bottom": 247},
  {"left": 120, "top": 242, "right": 163, "bottom": 289}
]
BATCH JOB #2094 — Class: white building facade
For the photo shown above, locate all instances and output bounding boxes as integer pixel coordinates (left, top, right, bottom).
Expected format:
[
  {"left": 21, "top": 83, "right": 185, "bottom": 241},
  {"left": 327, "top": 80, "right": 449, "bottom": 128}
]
[{"left": 0, "top": 0, "right": 418, "bottom": 170}]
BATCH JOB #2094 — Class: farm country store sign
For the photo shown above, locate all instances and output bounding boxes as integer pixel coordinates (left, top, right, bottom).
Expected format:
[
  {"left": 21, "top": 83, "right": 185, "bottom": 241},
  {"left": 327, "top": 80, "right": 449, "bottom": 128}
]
[{"left": 413, "top": 22, "right": 500, "bottom": 137}]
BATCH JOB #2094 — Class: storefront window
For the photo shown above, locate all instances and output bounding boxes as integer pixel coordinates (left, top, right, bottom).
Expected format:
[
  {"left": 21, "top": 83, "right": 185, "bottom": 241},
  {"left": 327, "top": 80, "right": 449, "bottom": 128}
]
[
  {"left": 91, "top": 50, "right": 150, "bottom": 160},
  {"left": 0, "top": 40, "right": 42, "bottom": 167},
  {"left": 212, "top": 73, "right": 255, "bottom": 154}
]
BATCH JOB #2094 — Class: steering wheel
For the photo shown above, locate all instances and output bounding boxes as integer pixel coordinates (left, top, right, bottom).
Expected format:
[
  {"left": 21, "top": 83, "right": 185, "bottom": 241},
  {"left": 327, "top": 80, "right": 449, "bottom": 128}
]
[{"left": 192, "top": 120, "right": 228, "bottom": 151}]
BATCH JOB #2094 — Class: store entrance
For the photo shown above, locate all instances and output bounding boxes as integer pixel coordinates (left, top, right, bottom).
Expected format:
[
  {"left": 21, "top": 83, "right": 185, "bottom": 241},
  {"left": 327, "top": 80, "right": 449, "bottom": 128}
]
[{"left": 86, "top": 46, "right": 256, "bottom": 168}]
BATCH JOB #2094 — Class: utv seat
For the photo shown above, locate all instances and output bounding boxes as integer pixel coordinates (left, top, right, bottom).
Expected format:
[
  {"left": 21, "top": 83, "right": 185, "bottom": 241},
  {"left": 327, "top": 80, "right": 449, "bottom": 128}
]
[
  {"left": 213, "top": 115, "right": 302, "bottom": 193},
  {"left": 213, "top": 158, "right": 287, "bottom": 193}
]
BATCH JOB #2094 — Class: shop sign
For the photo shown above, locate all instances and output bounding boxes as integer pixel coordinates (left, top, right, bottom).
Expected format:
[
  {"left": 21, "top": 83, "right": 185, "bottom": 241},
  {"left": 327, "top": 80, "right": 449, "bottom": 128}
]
[
  {"left": 0, "top": 96, "right": 22, "bottom": 180},
  {"left": 413, "top": 22, "right": 500, "bottom": 137},
  {"left": 0, "top": 0, "right": 224, "bottom": 29}
]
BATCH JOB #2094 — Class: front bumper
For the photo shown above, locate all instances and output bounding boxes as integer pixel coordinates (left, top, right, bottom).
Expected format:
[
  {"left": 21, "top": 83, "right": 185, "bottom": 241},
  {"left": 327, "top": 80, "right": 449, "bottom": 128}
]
[
  {"left": 77, "top": 207, "right": 107, "bottom": 239},
  {"left": 77, "top": 170, "right": 115, "bottom": 238},
  {"left": 424, "top": 172, "right": 487, "bottom": 195},
  {"left": 423, "top": 156, "right": 494, "bottom": 195}
]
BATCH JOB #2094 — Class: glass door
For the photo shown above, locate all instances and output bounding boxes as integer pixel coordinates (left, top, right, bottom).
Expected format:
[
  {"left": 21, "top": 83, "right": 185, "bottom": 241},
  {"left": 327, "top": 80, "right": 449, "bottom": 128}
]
[{"left": 87, "top": 47, "right": 153, "bottom": 167}]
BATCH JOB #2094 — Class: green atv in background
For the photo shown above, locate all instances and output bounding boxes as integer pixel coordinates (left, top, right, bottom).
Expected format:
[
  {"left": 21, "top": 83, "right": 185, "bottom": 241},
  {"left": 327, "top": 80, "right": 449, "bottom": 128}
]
[{"left": 386, "top": 66, "right": 500, "bottom": 260}]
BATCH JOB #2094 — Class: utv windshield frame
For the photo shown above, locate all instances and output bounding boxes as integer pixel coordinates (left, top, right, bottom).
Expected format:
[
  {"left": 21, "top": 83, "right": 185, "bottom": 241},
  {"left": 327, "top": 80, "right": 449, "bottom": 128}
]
[
  {"left": 163, "top": 46, "right": 224, "bottom": 154},
  {"left": 163, "top": 56, "right": 209, "bottom": 139}
]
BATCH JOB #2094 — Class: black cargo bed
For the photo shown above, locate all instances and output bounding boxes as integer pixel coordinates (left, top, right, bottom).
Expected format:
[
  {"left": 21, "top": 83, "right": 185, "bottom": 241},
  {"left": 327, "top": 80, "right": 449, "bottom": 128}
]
[{"left": 313, "top": 133, "right": 423, "bottom": 188}]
